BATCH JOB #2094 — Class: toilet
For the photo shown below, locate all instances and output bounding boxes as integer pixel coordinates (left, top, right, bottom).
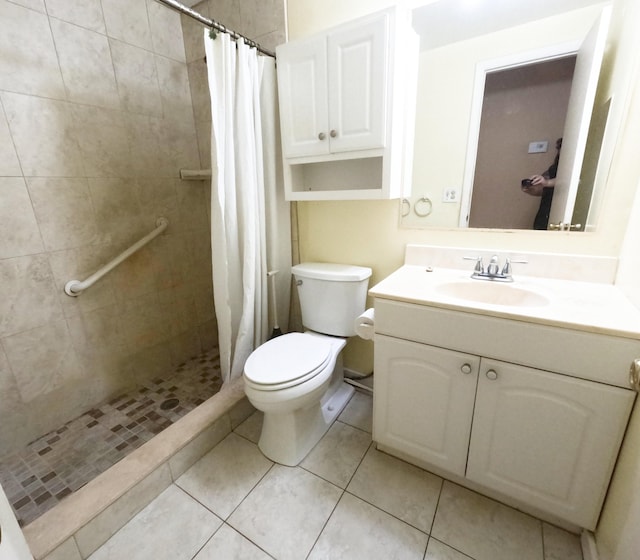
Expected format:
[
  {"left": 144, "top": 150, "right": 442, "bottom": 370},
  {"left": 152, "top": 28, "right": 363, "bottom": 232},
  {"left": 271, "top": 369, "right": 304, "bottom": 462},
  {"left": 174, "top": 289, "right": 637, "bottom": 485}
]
[{"left": 243, "top": 262, "right": 372, "bottom": 466}]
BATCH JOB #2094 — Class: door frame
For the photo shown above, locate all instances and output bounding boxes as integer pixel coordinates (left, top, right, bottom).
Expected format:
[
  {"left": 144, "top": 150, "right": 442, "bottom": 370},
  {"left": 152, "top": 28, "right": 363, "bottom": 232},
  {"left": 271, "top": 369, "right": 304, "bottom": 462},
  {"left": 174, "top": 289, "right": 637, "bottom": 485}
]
[{"left": 458, "top": 41, "right": 581, "bottom": 228}]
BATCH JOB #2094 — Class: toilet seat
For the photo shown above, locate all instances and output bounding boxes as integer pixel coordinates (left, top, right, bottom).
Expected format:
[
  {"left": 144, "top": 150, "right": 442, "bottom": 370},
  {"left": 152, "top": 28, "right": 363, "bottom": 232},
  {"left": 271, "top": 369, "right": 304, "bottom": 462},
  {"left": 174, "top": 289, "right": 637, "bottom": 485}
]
[{"left": 244, "top": 333, "right": 333, "bottom": 391}]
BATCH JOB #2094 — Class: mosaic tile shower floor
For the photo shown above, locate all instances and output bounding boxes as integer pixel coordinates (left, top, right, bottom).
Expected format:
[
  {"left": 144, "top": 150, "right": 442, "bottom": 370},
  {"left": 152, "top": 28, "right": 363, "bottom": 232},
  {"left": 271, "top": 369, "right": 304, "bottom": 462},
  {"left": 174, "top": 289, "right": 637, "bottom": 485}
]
[{"left": 0, "top": 348, "right": 222, "bottom": 527}]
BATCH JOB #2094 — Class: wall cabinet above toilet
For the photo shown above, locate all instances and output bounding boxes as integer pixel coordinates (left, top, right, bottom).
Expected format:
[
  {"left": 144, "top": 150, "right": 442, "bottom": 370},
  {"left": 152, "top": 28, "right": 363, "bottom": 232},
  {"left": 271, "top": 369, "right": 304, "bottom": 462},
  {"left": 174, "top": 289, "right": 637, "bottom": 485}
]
[{"left": 276, "top": 7, "right": 418, "bottom": 200}]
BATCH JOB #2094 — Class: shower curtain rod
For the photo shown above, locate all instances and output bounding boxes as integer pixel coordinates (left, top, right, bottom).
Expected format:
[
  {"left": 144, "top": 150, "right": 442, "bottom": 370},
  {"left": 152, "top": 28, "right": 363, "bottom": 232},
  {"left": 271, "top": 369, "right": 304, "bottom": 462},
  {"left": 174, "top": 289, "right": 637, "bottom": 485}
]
[{"left": 155, "top": 0, "right": 276, "bottom": 58}]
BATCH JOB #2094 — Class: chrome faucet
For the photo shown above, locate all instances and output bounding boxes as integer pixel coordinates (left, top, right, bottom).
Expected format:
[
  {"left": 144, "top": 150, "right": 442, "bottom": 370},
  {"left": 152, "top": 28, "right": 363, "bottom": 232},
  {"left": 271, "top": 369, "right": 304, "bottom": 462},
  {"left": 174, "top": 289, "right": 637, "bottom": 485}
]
[{"left": 463, "top": 255, "right": 527, "bottom": 282}]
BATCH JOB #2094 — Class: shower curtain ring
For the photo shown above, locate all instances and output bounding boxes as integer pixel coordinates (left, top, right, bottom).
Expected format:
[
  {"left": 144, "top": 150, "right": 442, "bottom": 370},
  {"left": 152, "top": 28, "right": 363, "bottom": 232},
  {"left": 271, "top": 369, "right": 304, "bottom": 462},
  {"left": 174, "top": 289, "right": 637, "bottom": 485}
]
[{"left": 414, "top": 197, "right": 433, "bottom": 217}]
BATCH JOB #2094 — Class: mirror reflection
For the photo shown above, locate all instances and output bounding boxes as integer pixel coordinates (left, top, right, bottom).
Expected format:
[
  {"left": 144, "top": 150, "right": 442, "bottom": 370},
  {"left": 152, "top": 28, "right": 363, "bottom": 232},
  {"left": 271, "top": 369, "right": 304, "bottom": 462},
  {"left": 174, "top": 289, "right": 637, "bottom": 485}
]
[
  {"left": 467, "top": 59, "right": 574, "bottom": 230},
  {"left": 403, "top": 0, "right": 612, "bottom": 232}
]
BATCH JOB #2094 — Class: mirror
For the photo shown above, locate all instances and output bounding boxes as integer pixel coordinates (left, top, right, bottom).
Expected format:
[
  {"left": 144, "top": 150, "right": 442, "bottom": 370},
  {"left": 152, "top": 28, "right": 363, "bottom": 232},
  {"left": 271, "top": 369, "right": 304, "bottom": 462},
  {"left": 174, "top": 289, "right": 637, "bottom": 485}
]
[{"left": 403, "top": 0, "right": 613, "bottom": 231}]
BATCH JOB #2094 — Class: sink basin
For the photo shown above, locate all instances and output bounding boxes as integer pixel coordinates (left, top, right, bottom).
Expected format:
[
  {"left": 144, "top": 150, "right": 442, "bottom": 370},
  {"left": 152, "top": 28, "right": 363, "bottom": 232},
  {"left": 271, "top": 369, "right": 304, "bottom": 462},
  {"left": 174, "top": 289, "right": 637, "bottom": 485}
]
[{"left": 435, "top": 280, "right": 550, "bottom": 307}]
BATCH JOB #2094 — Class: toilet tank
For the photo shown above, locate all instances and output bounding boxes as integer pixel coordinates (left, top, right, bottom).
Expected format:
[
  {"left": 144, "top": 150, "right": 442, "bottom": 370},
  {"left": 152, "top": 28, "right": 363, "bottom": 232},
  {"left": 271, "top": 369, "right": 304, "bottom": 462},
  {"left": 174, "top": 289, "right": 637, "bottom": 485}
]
[{"left": 292, "top": 263, "right": 372, "bottom": 337}]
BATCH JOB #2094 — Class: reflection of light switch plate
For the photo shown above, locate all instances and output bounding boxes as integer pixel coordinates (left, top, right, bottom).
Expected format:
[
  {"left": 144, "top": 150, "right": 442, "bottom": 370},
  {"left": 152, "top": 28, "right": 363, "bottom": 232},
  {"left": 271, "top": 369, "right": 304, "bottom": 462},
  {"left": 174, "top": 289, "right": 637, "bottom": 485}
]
[
  {"left": 528, "top": 141, "right": 549, "bottom": 153},
  {"left": 443, "top": 188, "right": 459, "bottom": 203}
]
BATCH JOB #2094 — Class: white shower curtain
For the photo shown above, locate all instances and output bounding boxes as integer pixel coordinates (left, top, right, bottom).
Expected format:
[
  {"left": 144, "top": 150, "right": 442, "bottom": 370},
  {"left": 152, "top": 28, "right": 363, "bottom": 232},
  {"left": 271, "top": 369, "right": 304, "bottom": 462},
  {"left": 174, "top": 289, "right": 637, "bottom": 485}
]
[{"left": 205, "top": 32, "right": 275, "bottom": 383}]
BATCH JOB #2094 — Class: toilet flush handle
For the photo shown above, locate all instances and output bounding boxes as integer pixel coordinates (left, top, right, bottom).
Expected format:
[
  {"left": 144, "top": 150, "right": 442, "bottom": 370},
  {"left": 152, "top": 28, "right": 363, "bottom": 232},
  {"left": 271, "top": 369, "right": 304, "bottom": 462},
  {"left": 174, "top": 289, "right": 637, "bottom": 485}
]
[{"left": 296, "top": 279, "right": 303, "bottom": 286}]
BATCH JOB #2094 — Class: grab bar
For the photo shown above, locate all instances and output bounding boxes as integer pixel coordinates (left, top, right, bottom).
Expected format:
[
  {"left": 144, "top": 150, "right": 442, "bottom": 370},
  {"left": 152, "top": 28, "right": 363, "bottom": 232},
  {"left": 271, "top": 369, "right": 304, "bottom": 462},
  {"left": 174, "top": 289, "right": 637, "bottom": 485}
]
[{"left": 64, "top": 217, "right": 169, "bottom": 297}]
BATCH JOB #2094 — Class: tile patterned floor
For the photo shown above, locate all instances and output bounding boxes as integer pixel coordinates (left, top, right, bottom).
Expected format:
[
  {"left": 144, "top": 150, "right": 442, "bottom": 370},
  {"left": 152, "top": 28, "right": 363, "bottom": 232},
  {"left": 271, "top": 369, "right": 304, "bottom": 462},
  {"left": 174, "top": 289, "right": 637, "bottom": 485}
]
[
  {"left": 0, "top": 348, "right": 222, "bottom": 527},
  {"left": 87, "top": 391, "right": 584, "bottom": 560}
]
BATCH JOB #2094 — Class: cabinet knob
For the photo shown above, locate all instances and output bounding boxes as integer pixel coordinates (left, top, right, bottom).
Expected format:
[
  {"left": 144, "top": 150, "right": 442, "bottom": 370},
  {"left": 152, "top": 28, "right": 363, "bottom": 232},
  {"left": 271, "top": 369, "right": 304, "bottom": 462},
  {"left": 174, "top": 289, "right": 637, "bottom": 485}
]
[
  {"left": 461, "top": 363, "right": 472, "bottom": 374},
  {"left": 486, "top": 369, "right": 498, "bottom": 381},
  {"left": 318, "top": 132, "right": 326, "bottom": 140},
  {"left": 330, "top": 129, "right": 338, "bottom": 138}
]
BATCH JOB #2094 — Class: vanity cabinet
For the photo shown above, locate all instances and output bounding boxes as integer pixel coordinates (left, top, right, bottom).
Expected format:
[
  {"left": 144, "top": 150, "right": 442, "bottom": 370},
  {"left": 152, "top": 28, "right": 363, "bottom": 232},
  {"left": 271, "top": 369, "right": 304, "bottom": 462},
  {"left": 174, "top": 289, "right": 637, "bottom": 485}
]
[
  {"left": 373, "top": 299, "right": 637, "bottom": 530},
  {"left": 374, "top": 336, "right": 479, "bottom": 477},
  {"left": 276, "top": 7, "right": 418, "bottom": 200},
  {"left": 466, "top": 358, "right": 632, "bottom": 528}
]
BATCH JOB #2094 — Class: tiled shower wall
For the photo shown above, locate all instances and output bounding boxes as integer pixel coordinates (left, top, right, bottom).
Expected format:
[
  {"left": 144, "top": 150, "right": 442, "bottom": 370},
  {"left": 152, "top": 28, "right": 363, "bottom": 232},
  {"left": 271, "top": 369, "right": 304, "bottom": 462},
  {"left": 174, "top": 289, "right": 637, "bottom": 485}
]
[
  {"left": 0, "top": 0, "right": 220, "bottom": 457},
  {"left": 0, "top": 0, "right": 286, "bottom": 458}
]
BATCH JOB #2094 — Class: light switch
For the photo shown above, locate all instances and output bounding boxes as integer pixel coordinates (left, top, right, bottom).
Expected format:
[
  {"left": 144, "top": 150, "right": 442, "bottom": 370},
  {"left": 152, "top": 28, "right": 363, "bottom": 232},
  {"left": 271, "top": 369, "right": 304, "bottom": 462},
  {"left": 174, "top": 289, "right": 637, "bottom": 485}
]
[{"left": 528, "top": 141, "right": 549, "bottom": 154}]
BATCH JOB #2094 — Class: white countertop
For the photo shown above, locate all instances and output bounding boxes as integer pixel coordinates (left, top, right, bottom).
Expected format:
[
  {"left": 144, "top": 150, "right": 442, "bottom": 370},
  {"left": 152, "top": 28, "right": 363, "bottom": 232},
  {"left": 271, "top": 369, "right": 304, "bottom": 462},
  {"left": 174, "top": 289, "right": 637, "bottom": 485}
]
[{"left": 369, "top": 265, "right": 640, "bottom": 340}]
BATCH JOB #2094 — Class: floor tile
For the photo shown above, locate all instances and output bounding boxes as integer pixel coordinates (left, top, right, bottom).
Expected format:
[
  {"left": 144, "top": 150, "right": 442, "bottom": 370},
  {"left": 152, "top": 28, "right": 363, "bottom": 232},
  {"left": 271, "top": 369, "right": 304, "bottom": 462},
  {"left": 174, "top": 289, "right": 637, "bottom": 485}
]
[
  {"left": 425, "top": 538, "right": 474, "bottom": 560},
  {"left": 338, "top": 390, "right": 372, "bottom": 433},
  {"left": 308, "top": 492, "right": 428, "bottom": 560},
  {"left": 347, "top": 446, "right": 442, "bottom": 533},
  {"left": 234, "top": 411, "right": 263, "bottom": 444},
  {"left": 44, "top": 538, "right": 83, "bottom": 560},
  {"left": 227, "top": 465, "right": 342, "bottom": 560},
  {"left": 301, "top": 421, "right": 371, "bottom": 488},
  {"left": 194, "top": 524, "right": 271, "bottom": 559},
  {"left": 176, "top": 432, "right": 272, "bottom": 519},
  {"left": 431, "top": 482, "right": 543, "bottom": 560},
  {"left": 542, "top": 523, "right": 582, "bottom": 560},
  {"left": 87, "top": 485, "right": 220, "bottom": 560}
]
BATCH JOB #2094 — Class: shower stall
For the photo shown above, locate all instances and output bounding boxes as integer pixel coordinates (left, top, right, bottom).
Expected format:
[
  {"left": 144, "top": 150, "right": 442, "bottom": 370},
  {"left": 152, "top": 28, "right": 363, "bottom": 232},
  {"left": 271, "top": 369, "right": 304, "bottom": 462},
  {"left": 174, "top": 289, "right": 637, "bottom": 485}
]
[{"left": 0, "top": 0, "right": 287, "bottom": 548}]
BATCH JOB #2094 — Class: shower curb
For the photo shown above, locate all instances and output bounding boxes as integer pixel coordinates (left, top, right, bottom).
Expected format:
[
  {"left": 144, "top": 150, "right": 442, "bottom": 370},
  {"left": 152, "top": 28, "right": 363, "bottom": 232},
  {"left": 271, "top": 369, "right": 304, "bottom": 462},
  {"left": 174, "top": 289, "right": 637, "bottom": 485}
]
[{"left": 23, "top": 377, "right": 253, "bottom": 560}]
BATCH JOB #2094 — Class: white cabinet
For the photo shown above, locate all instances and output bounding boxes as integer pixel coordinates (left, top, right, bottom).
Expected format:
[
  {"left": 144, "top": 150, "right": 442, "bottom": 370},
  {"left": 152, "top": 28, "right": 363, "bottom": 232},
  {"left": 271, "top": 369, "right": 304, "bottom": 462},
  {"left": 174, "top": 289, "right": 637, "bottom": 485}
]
[
  {"left": 467, "top": 359, "right": 632, "bottom": 529},
  {"left": 374, "top": 335, "right": 479, "bottom": 476},
  {"left": 372, "top": 299, "right": 637, "bottom": 530},
  {"left": 278, "top": 17, "right": 387, "bottom": 158},
  {"left": 276, "top": 7, "right": 418, "bottom": 200}
]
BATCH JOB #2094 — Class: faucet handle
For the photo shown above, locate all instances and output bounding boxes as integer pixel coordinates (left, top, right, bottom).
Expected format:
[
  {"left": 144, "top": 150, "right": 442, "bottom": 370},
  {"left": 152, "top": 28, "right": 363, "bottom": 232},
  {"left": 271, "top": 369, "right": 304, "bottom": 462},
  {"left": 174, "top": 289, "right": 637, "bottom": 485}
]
[
  {"left": 463, "top": 256, "right": 484, "bottom": 274},
  {"left": 501, "top": 258, "right": 528, "bottom": 276}
]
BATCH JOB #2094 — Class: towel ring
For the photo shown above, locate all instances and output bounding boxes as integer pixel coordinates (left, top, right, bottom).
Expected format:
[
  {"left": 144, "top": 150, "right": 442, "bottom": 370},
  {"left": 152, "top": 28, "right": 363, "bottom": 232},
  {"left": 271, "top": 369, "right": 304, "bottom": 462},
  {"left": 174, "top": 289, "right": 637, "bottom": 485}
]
[
  {"left": 414, "top": 196, "right": 433, "bottom": 217},
  {"left": 401, "top": 198, "right": 411, "bottom": 217}
]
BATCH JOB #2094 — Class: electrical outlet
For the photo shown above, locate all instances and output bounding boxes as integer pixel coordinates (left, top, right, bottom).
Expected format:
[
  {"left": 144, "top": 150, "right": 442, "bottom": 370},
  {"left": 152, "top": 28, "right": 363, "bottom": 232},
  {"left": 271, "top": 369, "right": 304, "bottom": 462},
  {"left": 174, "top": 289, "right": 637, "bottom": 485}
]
[{"left": 443, "top": 188, "right": 459, "bottom": 203}]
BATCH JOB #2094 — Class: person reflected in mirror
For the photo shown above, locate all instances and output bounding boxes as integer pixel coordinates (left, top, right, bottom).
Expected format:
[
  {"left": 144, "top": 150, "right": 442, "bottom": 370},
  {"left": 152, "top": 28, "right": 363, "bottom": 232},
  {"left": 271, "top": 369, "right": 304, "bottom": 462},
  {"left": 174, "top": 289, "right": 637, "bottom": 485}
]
[{"left": 521, "top": 137, "right": 562, "bottom": 230}]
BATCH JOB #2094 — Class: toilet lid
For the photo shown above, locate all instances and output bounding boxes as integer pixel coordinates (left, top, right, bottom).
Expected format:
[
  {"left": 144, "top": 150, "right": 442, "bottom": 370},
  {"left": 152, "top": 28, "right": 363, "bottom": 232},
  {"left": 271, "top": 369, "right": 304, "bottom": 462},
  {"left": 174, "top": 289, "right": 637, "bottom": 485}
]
[{"left": 244, "top": 333, "right": 332, "bottom": 386}]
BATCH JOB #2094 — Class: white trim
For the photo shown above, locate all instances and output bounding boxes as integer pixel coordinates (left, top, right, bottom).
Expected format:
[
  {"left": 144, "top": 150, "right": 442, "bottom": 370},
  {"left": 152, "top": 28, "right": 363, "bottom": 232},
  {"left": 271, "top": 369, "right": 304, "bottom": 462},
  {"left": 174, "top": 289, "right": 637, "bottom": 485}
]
[
  {"left": 581, "top": 530, "right": 600, "bottom": 560},
  {"left": 458, "top": 41, "right": 582, "bottom": 228}
]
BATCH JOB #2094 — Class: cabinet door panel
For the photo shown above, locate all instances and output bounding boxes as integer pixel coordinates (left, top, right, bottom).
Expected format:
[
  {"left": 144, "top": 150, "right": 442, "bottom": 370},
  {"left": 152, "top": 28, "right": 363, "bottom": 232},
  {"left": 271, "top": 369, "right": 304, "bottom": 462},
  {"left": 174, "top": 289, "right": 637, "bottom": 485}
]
[
  {"left": 277, "top": 36, "right": 329, "bottom": 158},
  {"left": 327, "top": 15, "right": 388, "bottom": 153},
  {"left": 374, "top": 335, "right": 479, "bottom": 476},
  {"left": 467, "top": 359, "right": 635, "bottom": 529}
]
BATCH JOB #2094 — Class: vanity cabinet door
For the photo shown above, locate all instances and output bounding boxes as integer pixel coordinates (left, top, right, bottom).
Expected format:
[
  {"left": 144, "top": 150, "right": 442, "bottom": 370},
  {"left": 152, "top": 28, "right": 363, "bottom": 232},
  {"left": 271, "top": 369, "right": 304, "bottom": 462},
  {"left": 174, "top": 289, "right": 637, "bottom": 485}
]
[
  {"left": 373, "top": 335, "right": 479, "bottom": 476},
  {"left": 466, "top": 358, "right": 635, "bottom": 530}
]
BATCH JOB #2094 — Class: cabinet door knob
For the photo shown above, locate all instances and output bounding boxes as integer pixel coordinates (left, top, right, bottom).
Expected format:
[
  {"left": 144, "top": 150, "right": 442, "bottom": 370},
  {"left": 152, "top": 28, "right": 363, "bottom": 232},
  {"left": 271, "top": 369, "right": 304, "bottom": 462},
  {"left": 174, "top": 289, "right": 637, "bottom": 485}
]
[
  {"left": 486, "top": 369, "right": 498, "bottom": 381},
  {"left": 318, "top": 132, "right": 326, "bottom": 140},
  {"left": 461, "top": 363, "right": 472, "bottom": 374},
  {"left": 330, "top": 129, "right": 338, "bottom": 138}
]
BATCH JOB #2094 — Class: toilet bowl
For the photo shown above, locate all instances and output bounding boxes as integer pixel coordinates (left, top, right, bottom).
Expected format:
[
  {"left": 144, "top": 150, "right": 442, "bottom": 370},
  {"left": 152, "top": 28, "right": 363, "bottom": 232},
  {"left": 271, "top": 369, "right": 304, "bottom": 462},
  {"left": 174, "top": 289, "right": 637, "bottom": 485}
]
[
  {"left": 243, "top": 262, "right": 371, "bottom": 466},
  {"left": 244, "top": 332, "right": 353, "bottom": 466}
]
